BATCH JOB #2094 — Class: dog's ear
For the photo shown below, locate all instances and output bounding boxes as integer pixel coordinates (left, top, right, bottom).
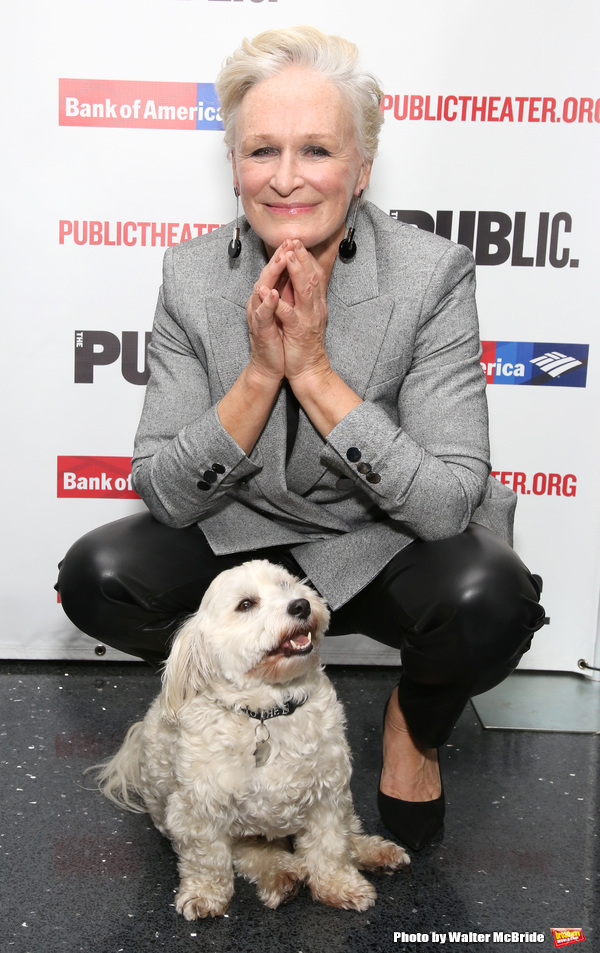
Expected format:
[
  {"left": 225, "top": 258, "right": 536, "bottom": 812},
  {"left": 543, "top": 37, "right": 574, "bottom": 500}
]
[{"left": 160, "top": 615, "right": 210, "bottom": 721}]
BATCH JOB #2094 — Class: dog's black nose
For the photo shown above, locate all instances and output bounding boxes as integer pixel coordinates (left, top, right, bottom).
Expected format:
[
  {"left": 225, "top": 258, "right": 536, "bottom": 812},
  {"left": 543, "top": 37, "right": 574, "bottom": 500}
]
[{"left": 287, "top": 598, "right": 311, "bottom": 620}]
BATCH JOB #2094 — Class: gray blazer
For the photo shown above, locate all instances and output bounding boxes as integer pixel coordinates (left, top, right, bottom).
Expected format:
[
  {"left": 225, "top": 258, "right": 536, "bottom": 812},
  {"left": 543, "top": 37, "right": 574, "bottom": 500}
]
[{"left": 132, "top": 202, "right": 517, "bottom": 610}]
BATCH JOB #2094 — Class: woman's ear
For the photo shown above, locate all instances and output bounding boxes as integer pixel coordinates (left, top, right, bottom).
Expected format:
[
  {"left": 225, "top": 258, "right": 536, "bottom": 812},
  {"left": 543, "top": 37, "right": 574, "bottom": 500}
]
[
  {"left": 160, "top": 615, "right": 208, "bottom": 722},
  {"left": 357, "top": 159, "right": 373, "bottom": 195}
]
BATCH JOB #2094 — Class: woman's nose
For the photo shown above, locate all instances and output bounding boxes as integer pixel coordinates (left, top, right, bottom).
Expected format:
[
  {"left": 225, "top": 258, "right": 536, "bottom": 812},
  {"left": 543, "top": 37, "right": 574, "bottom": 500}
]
[{"left": 270, "top": 153, "right": 303, "bottom": 194}]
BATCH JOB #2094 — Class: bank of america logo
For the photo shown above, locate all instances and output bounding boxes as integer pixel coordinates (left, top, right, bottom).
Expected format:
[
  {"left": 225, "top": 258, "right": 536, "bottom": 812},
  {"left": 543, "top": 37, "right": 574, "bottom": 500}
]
[
  {"left": 481, "top": 342, "right": 589, "bottom": 387},
  {"left": 59, "top": 79, "right": 223, "bottom": 130},
  {"left": 530, "top": 352, "right": 583, "bottom": 378}
]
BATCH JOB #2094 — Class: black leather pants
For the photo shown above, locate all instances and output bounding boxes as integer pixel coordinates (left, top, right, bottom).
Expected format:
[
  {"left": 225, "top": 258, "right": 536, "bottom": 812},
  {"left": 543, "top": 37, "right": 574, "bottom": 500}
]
[{"left": 55, "top": 514, "right": 545, "bottom": 748}]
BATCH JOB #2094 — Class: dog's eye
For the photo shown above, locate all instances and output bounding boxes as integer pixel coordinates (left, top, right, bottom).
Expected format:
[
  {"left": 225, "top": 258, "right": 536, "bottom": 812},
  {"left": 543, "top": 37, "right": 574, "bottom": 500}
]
[{"left": 235, "top": 598, "right": 257, "bottom": 612}]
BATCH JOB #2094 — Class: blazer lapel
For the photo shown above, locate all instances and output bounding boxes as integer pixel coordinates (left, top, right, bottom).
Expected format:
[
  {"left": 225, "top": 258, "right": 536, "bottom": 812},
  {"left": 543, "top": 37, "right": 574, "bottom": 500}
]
[{"left": 206, "top": 220, "right": 265, "bottom": 394}]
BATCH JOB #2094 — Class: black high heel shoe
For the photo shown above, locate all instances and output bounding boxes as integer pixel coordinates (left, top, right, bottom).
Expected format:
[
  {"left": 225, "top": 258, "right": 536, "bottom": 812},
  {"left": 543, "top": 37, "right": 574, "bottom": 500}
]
[{"left": 377, "top": 696, "right": 445, "bottom": 851}]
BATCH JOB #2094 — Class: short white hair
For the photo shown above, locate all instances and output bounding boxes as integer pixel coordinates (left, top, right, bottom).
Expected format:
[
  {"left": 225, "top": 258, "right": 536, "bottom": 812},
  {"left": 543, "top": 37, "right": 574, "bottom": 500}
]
[{"left": 215, "top": 25, "right": 384, "bottom": 163}]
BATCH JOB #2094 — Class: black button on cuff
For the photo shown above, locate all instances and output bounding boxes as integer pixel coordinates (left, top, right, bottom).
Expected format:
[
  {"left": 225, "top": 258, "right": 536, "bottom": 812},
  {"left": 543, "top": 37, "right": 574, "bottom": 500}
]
[
  {"left": 366, "top": 472, "right": 381, "bottom": 484},
  {"left": 202, "top": 469, "right": 218, "bottom": 485},
  {"left": 346, "top": 447, "right": 361, "bottom": 463},
  {"left": 212, "top": 463, "right": 225, "bottom": 474},
  {"left": 357, "top": 462, "right": 372, "bottom": 474},
  {"left": 197, "top": 480, "right": 211, "bottom": 491}
]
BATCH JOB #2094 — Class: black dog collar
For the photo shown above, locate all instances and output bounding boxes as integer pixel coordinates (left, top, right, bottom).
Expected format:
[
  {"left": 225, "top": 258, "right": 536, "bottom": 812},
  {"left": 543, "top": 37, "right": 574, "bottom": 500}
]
[{"left": 239, "top": 696, "right": 308, "bottom": 723}]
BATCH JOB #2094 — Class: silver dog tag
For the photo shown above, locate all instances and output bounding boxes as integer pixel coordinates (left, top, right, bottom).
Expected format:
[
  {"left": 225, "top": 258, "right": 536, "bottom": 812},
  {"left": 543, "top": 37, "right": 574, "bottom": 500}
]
[
  {"left": 253, "top": 722, "right": 271, "bottom": 767},
  {"left": 253, "top": 740, "right": 271, "bottom": 767}
]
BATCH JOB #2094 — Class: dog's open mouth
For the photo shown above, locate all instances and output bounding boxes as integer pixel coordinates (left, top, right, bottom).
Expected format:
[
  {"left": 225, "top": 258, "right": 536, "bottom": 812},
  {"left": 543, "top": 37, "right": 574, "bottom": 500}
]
[{"left": 271, "top": 630, "right": 314, "bottom": 658}]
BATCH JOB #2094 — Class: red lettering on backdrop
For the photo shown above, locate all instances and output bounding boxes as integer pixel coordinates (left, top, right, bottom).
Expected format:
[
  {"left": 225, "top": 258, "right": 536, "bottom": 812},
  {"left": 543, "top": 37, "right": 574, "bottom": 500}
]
[
  {"left": 490, "top": 470, "right": 578, "bottom": 497},
  {"left": 58, "top": 220, "right": 225, "bottom": 246},
  {"left": 379, "top": 94, "right": 600, "bottom": 123},
  {"left": 57, "top": 456, "right": 139, "bottom": 499},
  {"left": 480, "top": 341, "right": 497, "bottom": 382},
  {"left": 59, "top": 79, "right": 197, "bottom": 129}
]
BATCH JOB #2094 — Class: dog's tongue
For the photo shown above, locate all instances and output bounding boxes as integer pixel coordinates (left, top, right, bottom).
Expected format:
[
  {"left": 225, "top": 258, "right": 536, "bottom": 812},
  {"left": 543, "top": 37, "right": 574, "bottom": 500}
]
[
  {"left": 278, "top": 631, "right": 313, "bottom": 655},
  {"left": 290, "top": 633, "right": 310, "bottom": 646}
]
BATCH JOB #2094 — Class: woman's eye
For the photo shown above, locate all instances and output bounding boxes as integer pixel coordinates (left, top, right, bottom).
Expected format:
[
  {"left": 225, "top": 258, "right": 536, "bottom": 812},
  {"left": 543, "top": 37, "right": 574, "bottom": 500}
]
[
  {"left": 236, "top": 598, "right": 257, "bottom": 612},
  {"left": 248, "top": 146, "right": 329, "bottom": 158}
]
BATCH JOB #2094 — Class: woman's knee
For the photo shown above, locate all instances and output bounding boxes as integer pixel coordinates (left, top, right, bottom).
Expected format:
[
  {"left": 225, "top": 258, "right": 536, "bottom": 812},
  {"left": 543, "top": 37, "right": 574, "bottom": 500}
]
[
  {"left": 56, "top": 515, "right": 155, "bottom": 638},
  {"left": 400, "top": 525, "right": 545, "bottom": 682},
  {"left": 453, "top": 528, "right": 544, "bottom": 669}
]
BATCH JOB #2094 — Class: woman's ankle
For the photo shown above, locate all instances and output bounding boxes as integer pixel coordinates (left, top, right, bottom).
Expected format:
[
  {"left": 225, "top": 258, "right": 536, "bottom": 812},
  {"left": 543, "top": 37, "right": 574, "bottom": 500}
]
[{"left": 381, "top": 689, "right": 441, "bottom": 802}]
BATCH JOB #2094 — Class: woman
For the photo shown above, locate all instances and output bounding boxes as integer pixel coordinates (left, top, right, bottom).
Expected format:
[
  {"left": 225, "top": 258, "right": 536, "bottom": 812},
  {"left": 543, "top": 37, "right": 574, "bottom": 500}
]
[{"left": 56, "top": 26, "right": 545, "bottom": 851}]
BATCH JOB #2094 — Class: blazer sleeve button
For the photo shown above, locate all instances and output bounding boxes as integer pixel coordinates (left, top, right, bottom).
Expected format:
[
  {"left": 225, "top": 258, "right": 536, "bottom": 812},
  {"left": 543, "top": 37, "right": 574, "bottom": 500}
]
[
  {"left": 202, "top": 470, "right": 218, "bottom": 484},
  {"left": 346, "top": 447, "right": 361, "bottom": 463},
  {"left": 197, "top": 480, "right": 211, "bottom": 491},
  {"left": 212, "top": 463, "right": 226, "bottom": 474},
  {"left": 357, "top": 462, "right": 372, "bottom": 474},
  {"left": 366, "top": 472, "right": 381, "bottom": 484}
]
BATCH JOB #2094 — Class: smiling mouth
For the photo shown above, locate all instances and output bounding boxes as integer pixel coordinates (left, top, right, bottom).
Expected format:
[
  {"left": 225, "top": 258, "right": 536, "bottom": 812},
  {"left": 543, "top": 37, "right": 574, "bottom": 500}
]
[
  {"left": 270, "top": 630, "right": 314, "bottom": 657},
  {"left": 266, "top": 204, "right": 317, "bottom": 215}
]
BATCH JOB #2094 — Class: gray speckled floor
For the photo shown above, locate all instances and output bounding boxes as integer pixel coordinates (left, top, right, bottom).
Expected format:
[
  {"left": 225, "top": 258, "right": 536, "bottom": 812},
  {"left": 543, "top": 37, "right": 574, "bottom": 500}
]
[{"left": 2, "top": 662, "right": 598, "bottom": 953}]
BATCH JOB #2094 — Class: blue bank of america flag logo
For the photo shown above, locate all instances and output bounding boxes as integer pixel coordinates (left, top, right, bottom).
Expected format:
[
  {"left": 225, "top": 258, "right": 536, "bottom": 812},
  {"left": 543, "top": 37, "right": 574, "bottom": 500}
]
[
  {"left": 481, "top": 342, "right": 589, "bottom": 387},
  {"left": 529, "top": 351, "right": 584, "bottom": 378}
]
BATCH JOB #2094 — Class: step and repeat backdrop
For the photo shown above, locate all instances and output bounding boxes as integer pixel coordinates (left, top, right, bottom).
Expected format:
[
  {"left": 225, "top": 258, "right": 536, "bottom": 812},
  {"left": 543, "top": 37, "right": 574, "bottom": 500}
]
[{"left": 3, "top": 0, "right": 599, "bottom": 672}]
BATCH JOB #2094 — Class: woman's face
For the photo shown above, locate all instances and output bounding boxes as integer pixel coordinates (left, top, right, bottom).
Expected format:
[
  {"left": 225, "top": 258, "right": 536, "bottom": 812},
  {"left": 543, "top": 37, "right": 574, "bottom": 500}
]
[{"left": 232, "top": 66, "right": 372, "bottom": 266}]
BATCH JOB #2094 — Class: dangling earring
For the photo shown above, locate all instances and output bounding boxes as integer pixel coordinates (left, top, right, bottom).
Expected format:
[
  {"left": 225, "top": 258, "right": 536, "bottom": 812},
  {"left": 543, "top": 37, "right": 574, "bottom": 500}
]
[
  {"left": 338, "top": 189, "right": 363, "bottom": 262},
  {"left": 228, "top": 186, "right": 242, "bottom": 259}
]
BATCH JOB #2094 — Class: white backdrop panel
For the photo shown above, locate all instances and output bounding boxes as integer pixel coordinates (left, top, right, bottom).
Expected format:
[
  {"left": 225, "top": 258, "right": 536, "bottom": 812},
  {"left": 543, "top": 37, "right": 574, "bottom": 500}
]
[{"left": 2, "top": 0, "right": 599, "bottom": 673}]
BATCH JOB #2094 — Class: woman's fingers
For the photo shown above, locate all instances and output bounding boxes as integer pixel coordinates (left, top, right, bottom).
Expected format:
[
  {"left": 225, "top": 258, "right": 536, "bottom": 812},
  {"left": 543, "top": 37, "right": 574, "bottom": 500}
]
[
  {"left": 245, "top": 239, "right": 330, "bottom": 385},
  {"left": 267, "top": 242, "right": 330, "bottom": 384},
  {"left": 280, "top": 242, "right": 326, "bottom": 310},
  {"left": 274, "top": 241, "right": 326, "bottom": 325},
  {"left": 253, "top": 241, "right": 294, "bottom": 297},
  {"left": 253, "top": 285, "right": 279, "bottom": 321},
  {"left": 247, "top": 286, "right": 285, "bottom": 382}
]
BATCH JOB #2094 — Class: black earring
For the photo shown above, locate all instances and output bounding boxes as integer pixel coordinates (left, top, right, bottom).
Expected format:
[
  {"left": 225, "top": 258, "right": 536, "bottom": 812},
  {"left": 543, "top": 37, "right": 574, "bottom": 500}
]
[
  {"left": 228, "top": 186, "right": 242, "bottom": 259},
  {"left": 338, "top": 190, "right": 363, "bottom": 262}
]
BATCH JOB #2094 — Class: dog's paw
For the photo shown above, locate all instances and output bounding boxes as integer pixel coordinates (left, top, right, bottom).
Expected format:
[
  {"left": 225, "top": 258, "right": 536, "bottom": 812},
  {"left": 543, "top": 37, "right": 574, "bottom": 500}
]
[
  {"left": 175, "top": 885, "right": 231, "bottom": 920},
  {"left": 371, "top": 838, "right": 411, "bottom": 873},
  {"left": 350, "top": 833, "right": 410, "bottom": 873},
  {"left": 258, "top": 869, "right": 303, "bottom": 909},
  {"left": 310, "top": 868, "right": 377, "bottom": 912}
]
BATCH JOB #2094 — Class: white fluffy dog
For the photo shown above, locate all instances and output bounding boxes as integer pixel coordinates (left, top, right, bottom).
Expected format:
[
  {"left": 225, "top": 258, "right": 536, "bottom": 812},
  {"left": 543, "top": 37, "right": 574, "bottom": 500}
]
[{"left": 93, "top": 559, "right": 409, "bottom": 919}]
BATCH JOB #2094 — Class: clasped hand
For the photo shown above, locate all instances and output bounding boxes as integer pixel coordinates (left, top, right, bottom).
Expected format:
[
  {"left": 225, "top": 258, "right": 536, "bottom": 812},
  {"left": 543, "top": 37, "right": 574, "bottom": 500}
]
[{"left": 246, "top": 239, "right": 331, "bottom": 394}]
